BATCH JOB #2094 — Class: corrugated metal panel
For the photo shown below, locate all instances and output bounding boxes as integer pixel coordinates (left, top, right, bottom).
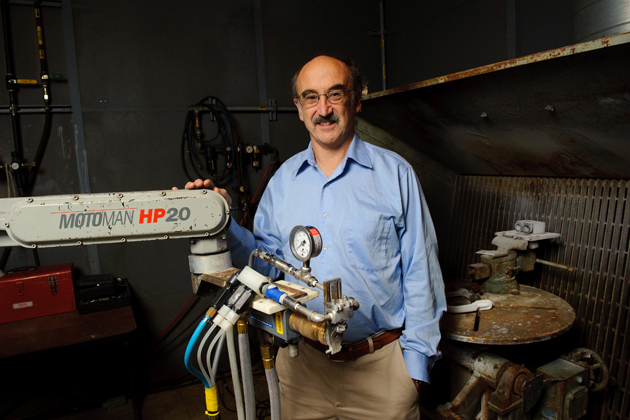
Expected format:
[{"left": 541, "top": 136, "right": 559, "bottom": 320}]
[{"left": 444, "top": 176, "right": 629, "bottom": 420}]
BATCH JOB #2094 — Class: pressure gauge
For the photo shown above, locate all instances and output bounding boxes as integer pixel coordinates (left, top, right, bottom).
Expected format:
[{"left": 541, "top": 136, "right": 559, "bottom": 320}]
[{"left": 289, "top": 225, "right": 323, "bottom": 262}]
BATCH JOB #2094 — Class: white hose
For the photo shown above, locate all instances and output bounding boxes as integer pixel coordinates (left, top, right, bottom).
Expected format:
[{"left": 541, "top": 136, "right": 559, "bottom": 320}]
[
  {"left": 238, "top": 330, "right": 256, "bottom": 420},
  {"left": 212, "top": 332, "right": 226, "bottom": 382},
  {"left": 265, "top": 366, "right": 281, "bottom": 420},
  {"left": 226, "top": 326, "right": 245, "bottom": 420},
  {"left": 206, "top": 328, "right": 225, "bottom": 386},
  {"left": 196, "top": 322, "right": 218, "bottom": 386}
]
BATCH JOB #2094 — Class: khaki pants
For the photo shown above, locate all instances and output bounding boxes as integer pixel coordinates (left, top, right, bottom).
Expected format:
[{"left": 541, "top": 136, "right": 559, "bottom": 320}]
[{"left": 276, "top": 339, "right": 420, "bottom": 420}]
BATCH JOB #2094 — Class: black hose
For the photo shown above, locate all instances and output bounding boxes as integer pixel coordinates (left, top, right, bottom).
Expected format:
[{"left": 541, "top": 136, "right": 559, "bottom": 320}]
[
  {"left": 26, "top": 109, "right": 51, "bottom": 195},
  {"left": 181, "top": 97, "right": 236, "bottom": 184},
  {"left": 26, "top": 0, "right": 52, "bottom": 196}
]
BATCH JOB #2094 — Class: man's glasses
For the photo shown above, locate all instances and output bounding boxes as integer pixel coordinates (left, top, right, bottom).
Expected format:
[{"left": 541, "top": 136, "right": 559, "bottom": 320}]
[{"left": 296, "top": 88, "right": 353, "bottom": 108}]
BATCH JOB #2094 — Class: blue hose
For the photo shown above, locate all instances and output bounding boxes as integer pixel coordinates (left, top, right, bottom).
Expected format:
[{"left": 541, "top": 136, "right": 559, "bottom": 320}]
[{"left": 185, "top": 315, "right": 211, "bottom": 388}]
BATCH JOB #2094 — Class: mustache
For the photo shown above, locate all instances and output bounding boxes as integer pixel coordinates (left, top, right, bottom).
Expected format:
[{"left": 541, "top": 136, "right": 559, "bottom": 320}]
[{"left": 312, "top": 113, "right": 339, "bottom": 125}]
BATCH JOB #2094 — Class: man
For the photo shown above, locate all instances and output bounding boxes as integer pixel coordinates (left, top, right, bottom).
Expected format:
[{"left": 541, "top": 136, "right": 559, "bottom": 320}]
[{"left": 184, "top": 55, "right": 446, "bottom": 419}]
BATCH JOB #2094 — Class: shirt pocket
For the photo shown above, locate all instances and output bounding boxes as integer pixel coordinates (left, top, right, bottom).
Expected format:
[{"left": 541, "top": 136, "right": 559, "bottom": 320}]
[{"left": 345, "top": 218, "right": 397, "bottom": 272}]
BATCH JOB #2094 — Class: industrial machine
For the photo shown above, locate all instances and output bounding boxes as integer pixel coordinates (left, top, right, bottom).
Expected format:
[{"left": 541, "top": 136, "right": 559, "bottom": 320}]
[
  {"left": 0, "top": 189, "right": 359, "bottom": 420},
  {"left": 436, "top": 221, "right": 608, "bottom": 420}
]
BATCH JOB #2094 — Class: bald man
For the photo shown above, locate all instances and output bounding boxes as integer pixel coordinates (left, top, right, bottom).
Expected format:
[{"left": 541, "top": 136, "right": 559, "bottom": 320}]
[{"left": 186, "top": 55, "right": 446, "bottom": 419}]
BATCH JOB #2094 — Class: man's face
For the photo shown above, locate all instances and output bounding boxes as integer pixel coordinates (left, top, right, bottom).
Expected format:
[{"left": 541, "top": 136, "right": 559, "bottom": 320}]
[{"left": 294, "top": 56, "right": 361, "bottom": 151}]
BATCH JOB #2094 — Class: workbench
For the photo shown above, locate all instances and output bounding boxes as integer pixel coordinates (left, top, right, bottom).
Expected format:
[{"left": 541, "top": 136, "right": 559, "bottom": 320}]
[{"left": 0, "top": 306, "right": 139, "bottom": 419}]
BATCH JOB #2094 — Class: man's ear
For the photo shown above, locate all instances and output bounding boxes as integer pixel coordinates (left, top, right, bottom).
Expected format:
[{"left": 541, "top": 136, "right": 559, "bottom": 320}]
[{"left": 294, "top": 98, "right": 304, "bottom": 121}]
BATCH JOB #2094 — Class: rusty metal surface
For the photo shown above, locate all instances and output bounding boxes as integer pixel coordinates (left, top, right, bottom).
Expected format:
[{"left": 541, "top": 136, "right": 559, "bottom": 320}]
[
  {"left": 444, "top": 176, "right": 629, "bottom": 420},
  {"left": 441, "top": 285, "right": 575, "bottom": 345},
  {"left": 359, "top": 32, "right": 630, "bottom": 178}
]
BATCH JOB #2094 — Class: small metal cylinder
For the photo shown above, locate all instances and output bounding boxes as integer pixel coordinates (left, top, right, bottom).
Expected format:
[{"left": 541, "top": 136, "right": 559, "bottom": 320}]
[
  {"left": 237, "top": 318, "right": 248, "bottom": 334},
  {"left": 261, "top": 343, "right": 275, "bottom": 370},
  {"left": 288, "top": 343, "right": 299, "bottom": 358},
  {"left": 289, "top": 311, "right": 327, "bottom": 346}
]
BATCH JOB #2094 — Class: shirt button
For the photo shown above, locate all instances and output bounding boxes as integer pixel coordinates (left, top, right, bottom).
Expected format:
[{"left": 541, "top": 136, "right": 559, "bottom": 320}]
[
  {"left": 324, "top": 213, "right": 328, "bottom": 218},
  {"left": 324, "top": 246, "right": 328, "bottom": 251}
]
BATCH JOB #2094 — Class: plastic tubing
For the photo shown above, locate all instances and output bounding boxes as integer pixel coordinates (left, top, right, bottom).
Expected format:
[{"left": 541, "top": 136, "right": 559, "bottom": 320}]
[
  {"left": 211, "top": 332, "right": 226, "bottom": 383},
  {"left": 206, "top": 328, "right": 226, "bottom": 385},
  {"left": 197, "top": 322, "right": 218, "bottom": 386},
  {"left": 184, "top": 316, "right": 211, "bottom": 388},
  {"left": 238, "top": 327, "right": 256, "bottom": 420},
  {"left": 226, "top": 326, "right": 245, "bottom": 420}
]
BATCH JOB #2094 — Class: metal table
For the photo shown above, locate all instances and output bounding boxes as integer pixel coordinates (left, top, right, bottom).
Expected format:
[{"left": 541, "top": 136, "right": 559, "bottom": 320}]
[{"left": 441, "top": 285, "right": 576, "bottom": 345}]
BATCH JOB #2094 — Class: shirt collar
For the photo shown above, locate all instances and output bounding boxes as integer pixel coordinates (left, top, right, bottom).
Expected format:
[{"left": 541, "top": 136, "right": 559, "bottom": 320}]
[{"left": 294, "top": 132, "right": 373, "bottom": 177}]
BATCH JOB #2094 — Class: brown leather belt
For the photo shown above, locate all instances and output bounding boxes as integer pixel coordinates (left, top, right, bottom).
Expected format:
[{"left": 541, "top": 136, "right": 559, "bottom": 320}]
[{"left": 304, "top": 328, "right": 403, "bottom": 362}]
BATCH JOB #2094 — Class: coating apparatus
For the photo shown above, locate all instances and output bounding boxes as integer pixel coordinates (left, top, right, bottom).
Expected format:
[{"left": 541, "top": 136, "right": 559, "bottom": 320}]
[{"left": 0, "top": 190, "right": 359, "bottom": 420}]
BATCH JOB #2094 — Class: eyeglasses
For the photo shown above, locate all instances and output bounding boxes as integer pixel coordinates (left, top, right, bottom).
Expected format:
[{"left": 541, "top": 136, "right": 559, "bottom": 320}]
[{"left": 296, "top": 88, "right": 353, "bottom": 108}]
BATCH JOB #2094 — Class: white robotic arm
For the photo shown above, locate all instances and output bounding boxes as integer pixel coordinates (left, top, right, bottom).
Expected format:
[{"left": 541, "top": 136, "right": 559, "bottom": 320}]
[{"left": 0, "top": 189, "right": 230, "bottom": 249}]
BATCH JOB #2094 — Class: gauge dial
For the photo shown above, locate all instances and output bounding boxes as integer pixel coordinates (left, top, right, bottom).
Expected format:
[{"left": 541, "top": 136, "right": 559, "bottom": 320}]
[{"left": 289, "top": 225, "right": 323, "bottom": 262}]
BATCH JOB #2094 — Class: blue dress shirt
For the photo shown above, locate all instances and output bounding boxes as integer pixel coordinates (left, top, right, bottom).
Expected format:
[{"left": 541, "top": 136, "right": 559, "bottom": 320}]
[{"left": 227, "top": 133, "right": 446, "bottom": 383}]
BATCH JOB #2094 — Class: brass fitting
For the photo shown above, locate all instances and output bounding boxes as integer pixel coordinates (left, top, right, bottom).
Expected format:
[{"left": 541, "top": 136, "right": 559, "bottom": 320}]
[
  {"left": 289, "top": 311, "right": 327, "bottom": 345},
  {"left": 237, "top": 318, "right": 248, "bottom": 334},
  {"left": 260, "top": 343, "right": 275, "bottom": 370}
]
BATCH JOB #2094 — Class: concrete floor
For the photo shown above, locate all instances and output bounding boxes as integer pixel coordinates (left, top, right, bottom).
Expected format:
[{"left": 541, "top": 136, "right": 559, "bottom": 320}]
[
  {"left": 2, "top": 373, "right": 271, "bottom": 420},
  {"left": 49, "top": 372, "right": 275, "bottom": 420},
  {"left": 51, "top": 382, "right": 245, "bottom": 420}
]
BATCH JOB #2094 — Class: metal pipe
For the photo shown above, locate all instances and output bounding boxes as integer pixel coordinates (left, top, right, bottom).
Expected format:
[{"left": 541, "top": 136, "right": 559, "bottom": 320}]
[
  {"left": 61, "top": 0, "right": 100, "bottom": 274},
  {"left": 6, "top": 1, "right": 62, "bottom": 7},
  {"left": 536, "top": 258, "right": 574, "bottom": 271},
  {"left": 292, "top": 301, "right": 331, "bottom": 323},
  {"left": 34, "top": 0, "right": 49, "bottom": 101},
  {"left": 28, "top": 0, "right": 53, "bottom": 195},
  {"left": 506, "top": 0, "right": 516, "bottom": 59},
  {"left": 225, "top": 106, "right": 296, "bottom": 113},
  {"left": 379, "top": 0, "right": 387, "bottom": 90},
  {"left": 0, "top": 105, "right": 72, "bottom": 114},
  {"left": 253, "top": 0, "right": 270, "bottom": 142},
  {"left": 1, "top": 0, "right": 26, "bottom": 190},
  {"left": 250, "top": 249, "right": 324, "bottom": 290}
]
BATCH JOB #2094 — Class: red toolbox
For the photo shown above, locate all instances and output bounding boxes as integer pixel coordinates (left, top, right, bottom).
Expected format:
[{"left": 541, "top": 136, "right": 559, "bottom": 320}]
[{"left": 0, "top": 263, "right": 76, "bottom": 323}]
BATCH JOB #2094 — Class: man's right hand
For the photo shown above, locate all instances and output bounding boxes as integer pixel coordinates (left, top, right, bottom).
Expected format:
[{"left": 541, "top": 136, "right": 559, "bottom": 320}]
[{"left": 172, "top": 179, "right": 233, "bottom": 207}]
